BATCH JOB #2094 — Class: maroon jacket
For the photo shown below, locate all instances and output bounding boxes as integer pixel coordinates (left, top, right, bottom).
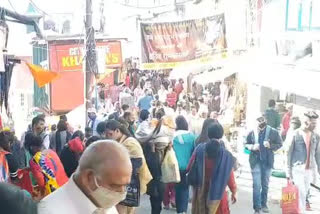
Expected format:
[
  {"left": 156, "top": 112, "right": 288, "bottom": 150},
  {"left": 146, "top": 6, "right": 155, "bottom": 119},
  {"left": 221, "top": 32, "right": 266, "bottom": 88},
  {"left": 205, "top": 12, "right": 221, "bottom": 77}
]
[{"left": 167, "top": 92, "right": 177, "bottom": 108}]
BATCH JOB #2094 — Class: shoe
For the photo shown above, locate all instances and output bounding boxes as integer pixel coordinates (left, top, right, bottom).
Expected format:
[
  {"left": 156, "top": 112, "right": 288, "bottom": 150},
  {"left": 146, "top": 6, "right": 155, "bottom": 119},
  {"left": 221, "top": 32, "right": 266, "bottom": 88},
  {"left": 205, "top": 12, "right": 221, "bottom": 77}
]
[
  {"left": 163, "top": 205, "right": 170, "bottom": 210},
  {"left": 171, "top": 202, "right": 176, "bottom": 208},
  {"left": 306, "top": 202, "right": 312, "bottom": 211},
  {"left": 261, "top": 206, "right": 269, "bottom": 213},
  {"left": 254, "top": 210, "right": 261, "bottom": 214}
]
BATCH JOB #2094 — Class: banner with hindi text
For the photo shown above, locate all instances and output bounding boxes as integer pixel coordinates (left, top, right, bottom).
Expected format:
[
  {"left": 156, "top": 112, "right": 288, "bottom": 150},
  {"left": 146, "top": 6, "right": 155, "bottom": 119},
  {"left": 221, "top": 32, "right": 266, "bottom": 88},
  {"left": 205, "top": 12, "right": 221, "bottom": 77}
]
[{"left": 140, "top": 14, "right": 227, "bottom": 70}]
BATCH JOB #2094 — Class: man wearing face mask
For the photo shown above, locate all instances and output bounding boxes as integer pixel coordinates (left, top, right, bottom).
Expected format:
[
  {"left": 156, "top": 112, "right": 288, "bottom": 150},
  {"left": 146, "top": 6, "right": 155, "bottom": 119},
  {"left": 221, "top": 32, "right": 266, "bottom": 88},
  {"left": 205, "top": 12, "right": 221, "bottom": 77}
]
[
  {"left": 245, "top": 115, "right": 282, "bottom": 214},
  {"left": 286, "top": 111, "right": 320, "bottom": 213},
  {"left": 38, "top": 140, "right": 132, "bottom": 214},
  {"left": 87, "top": 108, "right": 102, "bottom": 136}
]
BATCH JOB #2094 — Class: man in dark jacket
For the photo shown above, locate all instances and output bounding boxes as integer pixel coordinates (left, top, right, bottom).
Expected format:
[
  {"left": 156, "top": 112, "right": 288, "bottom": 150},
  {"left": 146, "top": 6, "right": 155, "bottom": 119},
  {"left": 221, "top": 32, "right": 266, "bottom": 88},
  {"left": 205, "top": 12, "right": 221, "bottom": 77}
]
[
  {"left": 245, "top": 116, "right": 282, "bottom": 214},
  {"left": 286, "top": 111, "right": 320, "bottom": 213},
  {"left": 264, "top": 99, "right": 281, "bottom": 130}
]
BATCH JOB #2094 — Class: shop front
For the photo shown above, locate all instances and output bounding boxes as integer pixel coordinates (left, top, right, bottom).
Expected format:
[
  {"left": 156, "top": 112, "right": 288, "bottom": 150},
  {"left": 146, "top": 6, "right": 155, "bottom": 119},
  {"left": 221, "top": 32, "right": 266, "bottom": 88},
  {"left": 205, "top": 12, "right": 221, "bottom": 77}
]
[{"left": 30, "top": 37, "right": 123, "bottom": 115}]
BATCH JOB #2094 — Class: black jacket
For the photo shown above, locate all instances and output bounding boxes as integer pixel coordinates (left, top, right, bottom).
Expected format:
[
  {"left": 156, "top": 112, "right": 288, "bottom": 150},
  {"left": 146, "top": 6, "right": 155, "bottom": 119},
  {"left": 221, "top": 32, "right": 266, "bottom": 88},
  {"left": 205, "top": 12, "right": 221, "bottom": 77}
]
[
  {"left": 246, "top": 126, "right": 282, "bottom": 169},
  {"left": 60, "top": 146, "right": 78, "bottom": 178}
]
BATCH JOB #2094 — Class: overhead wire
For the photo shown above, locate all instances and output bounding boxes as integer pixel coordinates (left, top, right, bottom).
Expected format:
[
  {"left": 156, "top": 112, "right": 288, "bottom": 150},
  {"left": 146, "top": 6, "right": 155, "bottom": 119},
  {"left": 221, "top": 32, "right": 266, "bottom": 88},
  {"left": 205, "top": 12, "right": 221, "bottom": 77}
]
[
  {"left": 7, "top": 0, "right": 18, "bottom": 14},
  {"left": 28, "top": 0, "right": 50, "bottom": 16}
]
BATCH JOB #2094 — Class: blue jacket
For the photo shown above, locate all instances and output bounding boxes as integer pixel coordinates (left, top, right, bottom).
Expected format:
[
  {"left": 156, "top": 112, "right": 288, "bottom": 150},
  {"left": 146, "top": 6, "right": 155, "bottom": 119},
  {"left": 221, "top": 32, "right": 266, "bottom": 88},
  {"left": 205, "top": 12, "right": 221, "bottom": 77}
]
[
  {"left": 138, "top": 96, "right": 153, "bottom": 111},
  {"left": 173, "top": 130, "right": 196, "bottom": 170}
]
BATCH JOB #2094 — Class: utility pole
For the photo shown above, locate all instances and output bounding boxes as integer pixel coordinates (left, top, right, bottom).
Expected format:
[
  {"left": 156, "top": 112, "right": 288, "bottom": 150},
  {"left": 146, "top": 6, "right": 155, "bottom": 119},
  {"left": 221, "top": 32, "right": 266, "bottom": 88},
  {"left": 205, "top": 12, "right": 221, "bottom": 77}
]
[{"left": 85, "top": 0, "right": 97, "bottom": 121}]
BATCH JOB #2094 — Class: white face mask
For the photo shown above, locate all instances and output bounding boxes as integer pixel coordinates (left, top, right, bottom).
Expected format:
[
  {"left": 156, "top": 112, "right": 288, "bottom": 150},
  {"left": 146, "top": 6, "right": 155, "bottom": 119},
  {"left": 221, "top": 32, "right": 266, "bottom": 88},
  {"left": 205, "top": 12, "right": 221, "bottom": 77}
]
[{"left": 90, "top": 177, "right": 127, "bottom": 209}]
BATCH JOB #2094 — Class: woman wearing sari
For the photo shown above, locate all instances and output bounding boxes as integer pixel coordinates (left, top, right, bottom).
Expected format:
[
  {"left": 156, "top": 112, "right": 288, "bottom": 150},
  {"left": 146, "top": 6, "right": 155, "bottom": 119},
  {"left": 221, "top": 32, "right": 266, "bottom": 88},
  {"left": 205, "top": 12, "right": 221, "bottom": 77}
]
[
  {"left": 24, "top": 133, "right": 68, "bottom": 199},
  {"left": 188, "top": 124, "right": 237, "bottom": 214},
  {"left": 105, "top": 119, "right": 152, "bottom": 214},
  {"left": 195, "top": 119, "right": 216, "bottom": 145}
]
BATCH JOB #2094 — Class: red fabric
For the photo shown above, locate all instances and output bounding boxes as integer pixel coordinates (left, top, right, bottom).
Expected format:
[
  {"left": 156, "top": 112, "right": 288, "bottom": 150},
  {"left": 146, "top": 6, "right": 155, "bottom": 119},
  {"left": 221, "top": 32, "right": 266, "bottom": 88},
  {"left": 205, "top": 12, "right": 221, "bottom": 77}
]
[
  {"left": 104, "top": 88, "right": 111, "bottom": 99},
  {"left": 125, "top": 75, "right": 130, "bottom": 87},
  {"left": 187, "top": 151, "right": 196, "bottom": 172},
  {"left": 175, "top": 83, "right": 183, "bottom": 96},
  {"left": 68, "top": 137, "right": 84, "bottom": 154},
  {"left": 167, "top": 92, "right": 177, "bottom": 108},
  {"left": 305, "top": 132, "right": 311, "bottom": 169},
  {"left": 281, "top": 112, "right": 291, "bottom": 136},
  {"left": 109, "top": 85, "right": 121, "bottom": 104},
  {"left": 0, "top": 150, "right": 10, "bottom": 182},
  {"left": 281, "top": 180, "right": 300, "bottom": 214},
  {"left": 163, "top": 183, "right": 176, "bottom": 206},
  {"left": 204, "top": 158, "right": 237, "bottom": 214},
  {"left": 15, "top": 169, "right": 33, "bottom": 194},
  {"left": 29, "top": 150, "right": 68, "bottom": 190},
  {"left": 187, "top": 152, "right": 236, "bottom": 214}
]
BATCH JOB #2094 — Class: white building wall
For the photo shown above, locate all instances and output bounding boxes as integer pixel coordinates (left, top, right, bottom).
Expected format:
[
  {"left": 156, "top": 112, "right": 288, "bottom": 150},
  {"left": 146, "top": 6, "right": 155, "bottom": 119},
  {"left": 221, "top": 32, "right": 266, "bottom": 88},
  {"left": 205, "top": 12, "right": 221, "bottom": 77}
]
[{"left": 246, "top": 83, "right": 262, "bottom": 130}]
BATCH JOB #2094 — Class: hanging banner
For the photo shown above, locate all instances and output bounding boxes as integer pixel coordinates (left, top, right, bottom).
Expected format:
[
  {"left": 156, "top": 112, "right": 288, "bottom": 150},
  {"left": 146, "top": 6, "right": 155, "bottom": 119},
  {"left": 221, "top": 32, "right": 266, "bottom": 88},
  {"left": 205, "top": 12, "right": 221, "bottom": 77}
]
[{"left": 140, "top": 14, "right": 227, "bottom": 70}]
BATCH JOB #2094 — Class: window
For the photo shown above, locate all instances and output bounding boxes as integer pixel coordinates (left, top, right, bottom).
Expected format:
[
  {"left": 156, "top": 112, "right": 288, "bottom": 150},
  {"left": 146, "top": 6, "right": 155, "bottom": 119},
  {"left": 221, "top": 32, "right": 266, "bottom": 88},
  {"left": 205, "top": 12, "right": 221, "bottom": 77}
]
[{"left": 286, "top": 0, "right": 320, "bottom": 31}]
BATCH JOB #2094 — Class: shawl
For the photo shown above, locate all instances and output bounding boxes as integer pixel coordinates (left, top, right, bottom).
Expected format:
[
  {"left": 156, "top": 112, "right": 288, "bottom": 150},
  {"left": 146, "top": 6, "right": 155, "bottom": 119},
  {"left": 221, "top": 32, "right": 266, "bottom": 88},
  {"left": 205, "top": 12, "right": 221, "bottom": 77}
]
[{"left": 194, "top": 143, "right": 234, "bottom": 213}]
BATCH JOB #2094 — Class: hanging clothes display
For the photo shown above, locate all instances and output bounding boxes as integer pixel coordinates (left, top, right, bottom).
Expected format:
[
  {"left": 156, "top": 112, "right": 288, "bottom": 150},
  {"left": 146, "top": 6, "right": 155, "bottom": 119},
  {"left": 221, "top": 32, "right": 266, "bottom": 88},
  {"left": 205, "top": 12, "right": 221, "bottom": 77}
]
[{"left": 0, "top": 55, "right": 13, "bottom": 112}]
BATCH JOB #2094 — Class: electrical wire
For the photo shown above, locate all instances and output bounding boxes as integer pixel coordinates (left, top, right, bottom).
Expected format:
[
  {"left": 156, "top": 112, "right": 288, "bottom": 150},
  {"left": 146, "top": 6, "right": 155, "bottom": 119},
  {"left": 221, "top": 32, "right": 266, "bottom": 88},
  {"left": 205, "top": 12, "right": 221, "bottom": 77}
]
[
  {"left": 28, "top": 0, "right": 50, "bottom": 16},
  {"left": 7, "top": 0, "right": 18, "bottom": 14}
]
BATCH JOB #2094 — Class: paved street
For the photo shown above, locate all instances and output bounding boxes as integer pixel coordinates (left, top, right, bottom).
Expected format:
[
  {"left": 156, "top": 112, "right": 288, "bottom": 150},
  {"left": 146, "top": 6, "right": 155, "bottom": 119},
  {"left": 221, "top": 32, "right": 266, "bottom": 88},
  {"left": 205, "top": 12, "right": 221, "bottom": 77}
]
[{"left": 137, "top": 153, "right": 320, "bottom": 214}]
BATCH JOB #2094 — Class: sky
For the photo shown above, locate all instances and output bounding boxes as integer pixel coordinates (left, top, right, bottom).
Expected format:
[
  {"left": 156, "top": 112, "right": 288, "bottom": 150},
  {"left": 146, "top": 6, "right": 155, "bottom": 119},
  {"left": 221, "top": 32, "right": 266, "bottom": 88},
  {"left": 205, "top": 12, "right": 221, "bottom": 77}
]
[
  {"left": 0, "top": 0, "right": 176, "bottom": 56},
  {"left": 0, "top": 0, "right": 249, "bottom": 56}
]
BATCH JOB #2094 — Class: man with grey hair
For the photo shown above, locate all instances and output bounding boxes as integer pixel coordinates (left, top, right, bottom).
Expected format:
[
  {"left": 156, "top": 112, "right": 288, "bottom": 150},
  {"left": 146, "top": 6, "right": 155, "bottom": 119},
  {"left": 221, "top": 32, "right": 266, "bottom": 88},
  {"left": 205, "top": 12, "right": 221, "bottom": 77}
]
[{"left": 39, "top": 140, "right": 132, "bottom": 214}]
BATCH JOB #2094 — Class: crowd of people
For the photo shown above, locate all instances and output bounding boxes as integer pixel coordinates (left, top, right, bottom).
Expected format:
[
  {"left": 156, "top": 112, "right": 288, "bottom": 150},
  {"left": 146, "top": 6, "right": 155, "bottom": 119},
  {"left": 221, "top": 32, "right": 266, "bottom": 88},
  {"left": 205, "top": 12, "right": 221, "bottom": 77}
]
[{"left": 0, "top": 69, "right": 319, "bottom": 214}]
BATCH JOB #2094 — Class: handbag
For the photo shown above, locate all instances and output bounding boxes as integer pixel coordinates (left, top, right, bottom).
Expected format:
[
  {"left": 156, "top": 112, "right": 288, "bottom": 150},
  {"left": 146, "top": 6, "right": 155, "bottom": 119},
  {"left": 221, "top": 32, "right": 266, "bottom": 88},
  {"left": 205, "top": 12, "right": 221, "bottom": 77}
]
[
  {"left": 161, "top": 149, "right": 180, "bottom": 183},
  {"left": 120, "top": 172, "right": 140, "bottom": 207},
  {"left": 119, "top": 158, "right": 142, "bottom": 207},
  {"left": 281, "top": 179, "right": 300, "bottom": 214}
]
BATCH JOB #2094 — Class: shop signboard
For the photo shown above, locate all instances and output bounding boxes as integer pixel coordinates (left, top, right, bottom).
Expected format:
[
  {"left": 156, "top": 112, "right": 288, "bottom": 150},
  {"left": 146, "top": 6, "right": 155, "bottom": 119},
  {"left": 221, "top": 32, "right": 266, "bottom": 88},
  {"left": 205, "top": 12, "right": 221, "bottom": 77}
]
[
  {"left": 49, "top": 40, "right": 122, "bottom": 112},
  {"left": 140, "top": 14, "right": 227, "bottom": 70},
  {"left": 50, "top": 41, "right": 122, "bottom": 72}
]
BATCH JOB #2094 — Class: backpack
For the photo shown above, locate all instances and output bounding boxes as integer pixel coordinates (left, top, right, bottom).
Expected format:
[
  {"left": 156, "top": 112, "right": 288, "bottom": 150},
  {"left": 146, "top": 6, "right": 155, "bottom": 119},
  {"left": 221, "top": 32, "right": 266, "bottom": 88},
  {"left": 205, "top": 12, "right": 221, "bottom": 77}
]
[{"left": 0, "top": 150, "right": 10, "bottom": 182}]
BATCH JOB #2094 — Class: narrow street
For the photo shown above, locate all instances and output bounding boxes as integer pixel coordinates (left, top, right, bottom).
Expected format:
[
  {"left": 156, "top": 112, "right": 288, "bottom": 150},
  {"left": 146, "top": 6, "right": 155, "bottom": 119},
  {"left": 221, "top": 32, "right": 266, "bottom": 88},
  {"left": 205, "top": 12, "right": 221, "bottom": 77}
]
[{"left": 137, "top": 155, "right": 320, "bottom": 214}]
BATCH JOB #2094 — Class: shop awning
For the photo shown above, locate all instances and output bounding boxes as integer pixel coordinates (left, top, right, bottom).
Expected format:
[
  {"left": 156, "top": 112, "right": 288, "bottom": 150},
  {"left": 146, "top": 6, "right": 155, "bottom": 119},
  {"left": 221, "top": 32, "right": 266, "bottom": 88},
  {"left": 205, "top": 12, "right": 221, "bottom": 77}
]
[
  {"left": 240, "top": 63, "right": 320, "bottom": 100},
  {"left": 192, "top": 67, "right": 236, "bottom": 84},
  {"left": 169, "top": 64, "right": 211, "bottom": 80}
]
